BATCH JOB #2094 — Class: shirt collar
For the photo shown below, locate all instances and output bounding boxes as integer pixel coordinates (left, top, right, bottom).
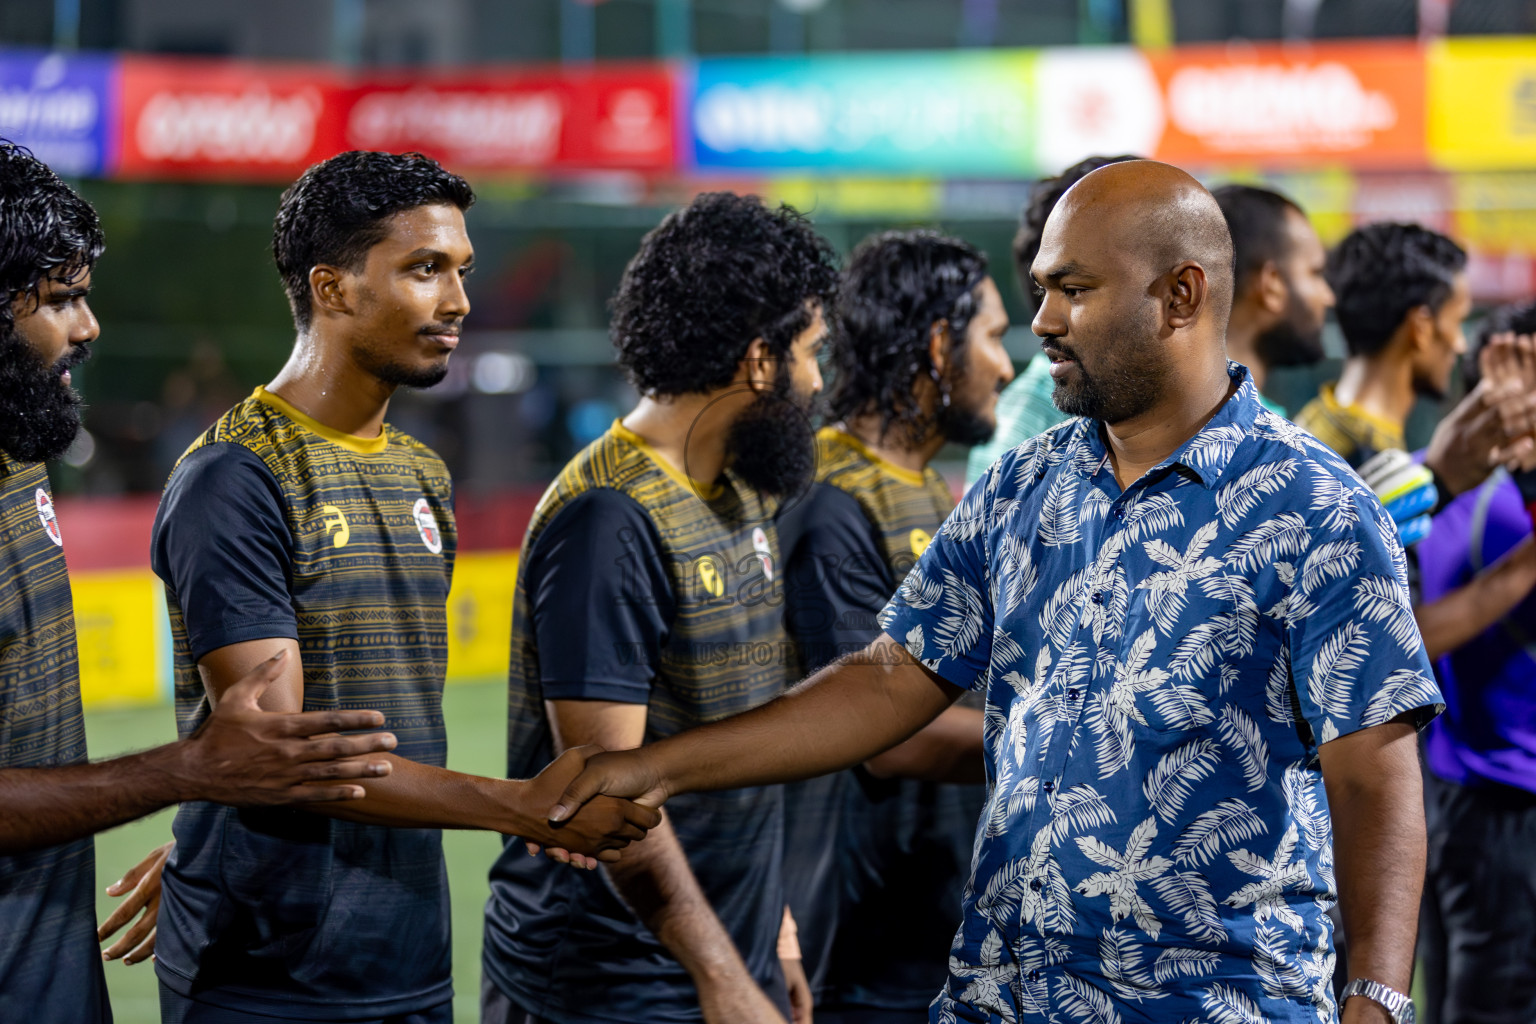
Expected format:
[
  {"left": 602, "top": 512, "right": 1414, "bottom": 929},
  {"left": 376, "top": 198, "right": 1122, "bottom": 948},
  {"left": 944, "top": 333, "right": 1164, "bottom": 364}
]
[{"left": 1078, "top": 361, "right": 1261, "bottom": 491}]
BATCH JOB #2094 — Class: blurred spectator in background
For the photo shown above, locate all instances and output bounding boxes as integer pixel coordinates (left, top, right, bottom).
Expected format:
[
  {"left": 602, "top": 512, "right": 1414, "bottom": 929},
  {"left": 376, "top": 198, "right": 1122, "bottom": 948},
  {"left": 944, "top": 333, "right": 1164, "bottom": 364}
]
[
  {"left": 1416, "top": 305, "right": 1536, "bottom": 1024},
  {"left": 777, "top": 229, "right": 1010, "bottom": 1023},
  {"left": 964, "top": 154, "right": 1136, "bottom": 487},
  {"left": 1295, "top": 223, "right": 1471, "bottom": 469},
  {"left": 1211, "top": 183, "right": 1335, "bottom": 415}
]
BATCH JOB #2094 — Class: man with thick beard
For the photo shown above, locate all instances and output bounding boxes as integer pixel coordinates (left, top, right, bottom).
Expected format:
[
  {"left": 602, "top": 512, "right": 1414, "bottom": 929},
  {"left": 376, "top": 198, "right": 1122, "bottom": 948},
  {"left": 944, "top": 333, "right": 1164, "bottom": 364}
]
[
  {"left": 777, "top": 230, "right": 1012, "bottom": 1022},
  {"left": 548, "top": 162, "right": 1444, "bottom": 1024},
  {"left": 966, "top": 154, "right": 1136, "bottom": 487},
  {"left": 482, "top": 191, "right": 836, "bottom": 1024},
  {"left": 148, "top": 151, "right": 658, "bottom": 1023},
  {"left": 0, "top": 143, "right": 415, "bottom": 1021},
  {"left": 1212, "top": 184, "right": 1334, "bottom": 416}
]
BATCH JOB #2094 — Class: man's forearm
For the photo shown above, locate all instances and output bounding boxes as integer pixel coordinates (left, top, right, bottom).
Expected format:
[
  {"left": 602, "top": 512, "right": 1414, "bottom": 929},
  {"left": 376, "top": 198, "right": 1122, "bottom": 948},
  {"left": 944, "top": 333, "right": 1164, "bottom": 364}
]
[
  {"left": 864, "top": 703, "right": 985, "bottom": 784},
  {"left": 0, "top": 744, "right": 192, "bottom": 854},
  {"left": 647, "top": 634, "right": 958, "bottom": 797},
  {"left": 304, "top": 755, "right": 538, "bottom": 834},
  {"left": 1322, "top": 723, "right": 1424, "bottom": 1021},
  {"left": 605, "top": 813, "right": 752, "bottom": 983},
  {"left": 1415, "top": 536, "right": 1536, "bottom": 659}
]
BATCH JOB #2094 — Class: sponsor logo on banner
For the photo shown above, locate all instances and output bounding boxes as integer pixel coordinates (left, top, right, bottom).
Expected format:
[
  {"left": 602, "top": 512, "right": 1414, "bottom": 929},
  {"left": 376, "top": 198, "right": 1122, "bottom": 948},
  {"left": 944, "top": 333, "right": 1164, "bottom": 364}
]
[
  {"left": 117, "top": 57, "right": 344, "bottom": 179},
  {"left": 348, "top": 87, "right": 563, "bottom": 164},
  {"left": 0, "top": 51, "right": 115, "bottom": 177},
  {"left": 1429, "top": 39, "right": 1536, "bottom": 171},
  {"left": 340, "top": 68, "right": 674, "bottom": 172},
  {"left": 1031, "top": 47, "right": 1164, "bottom": 171},
  {"left": 1151, "top": 43, "right": 1425, "bottom": 167},
  {"left": 689, "top": 53, "right": 1035, "bottom": 175}
]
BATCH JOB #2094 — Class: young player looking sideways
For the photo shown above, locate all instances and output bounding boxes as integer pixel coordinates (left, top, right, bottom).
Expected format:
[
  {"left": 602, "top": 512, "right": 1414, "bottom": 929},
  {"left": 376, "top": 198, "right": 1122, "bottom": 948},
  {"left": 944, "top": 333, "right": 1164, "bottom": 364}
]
[{"left": 149, "top": 151, "right": 658, "bottom": 1024}]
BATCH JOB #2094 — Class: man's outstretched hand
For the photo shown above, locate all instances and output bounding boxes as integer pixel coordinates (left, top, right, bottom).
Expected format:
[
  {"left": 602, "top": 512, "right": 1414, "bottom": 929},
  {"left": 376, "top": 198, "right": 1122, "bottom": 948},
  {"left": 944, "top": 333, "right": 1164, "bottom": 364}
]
[
  {"left": 183, "top": 650, "right": 399, "bottom": 805},
  {"left": 518, "top": 747, "right": 663, "bottom": 869},
  {"left": 547, "top": 747, "right": 669, "bottom": 826}
]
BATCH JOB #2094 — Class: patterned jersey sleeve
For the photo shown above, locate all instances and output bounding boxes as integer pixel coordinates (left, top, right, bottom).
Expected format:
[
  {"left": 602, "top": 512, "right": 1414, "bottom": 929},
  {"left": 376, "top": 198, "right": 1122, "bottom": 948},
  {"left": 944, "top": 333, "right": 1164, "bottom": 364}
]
[
  {"left": 1285, "top": 483, "right": 1444, "bottom": 745},
  {"left": 878, "top": 463, "right": 998, "bottom": 691}
]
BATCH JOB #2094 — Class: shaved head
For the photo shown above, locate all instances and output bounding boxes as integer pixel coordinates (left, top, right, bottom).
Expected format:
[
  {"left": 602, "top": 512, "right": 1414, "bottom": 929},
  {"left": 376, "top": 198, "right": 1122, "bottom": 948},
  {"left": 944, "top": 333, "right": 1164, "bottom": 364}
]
[
  {"left": 1052, "top": 160, "right": 1234, "bottom": 330},
  {"left": 1030, "top": 160, "right": 1236, "bottom": 425}
]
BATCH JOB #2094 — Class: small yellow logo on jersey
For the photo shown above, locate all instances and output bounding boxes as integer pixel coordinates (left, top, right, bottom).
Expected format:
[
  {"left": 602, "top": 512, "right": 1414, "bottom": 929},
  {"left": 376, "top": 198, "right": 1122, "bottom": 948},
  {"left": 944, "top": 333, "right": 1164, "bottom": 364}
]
[
  {"left": 696, "top": 555, "right": 725, "bottom": 598},
  {"left": 909, "top": 528, "right": 932, "bottom": 557},
  {"left": 320, "top": 505, "right": 350, "bottom": 549}
]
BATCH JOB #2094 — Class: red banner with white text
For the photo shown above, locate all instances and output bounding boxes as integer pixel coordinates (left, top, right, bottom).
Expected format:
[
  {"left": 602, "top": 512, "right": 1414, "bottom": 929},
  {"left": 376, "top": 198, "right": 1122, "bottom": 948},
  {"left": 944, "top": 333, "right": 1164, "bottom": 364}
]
[
  {"left": 114, "top": 57, "right": 676, "bottom": 181},
  {"left": 339, "top": 66, "right": 675, "bottom": 173},
  {"left": 116, "top": 57, "right": 347, "bottom": 180}
]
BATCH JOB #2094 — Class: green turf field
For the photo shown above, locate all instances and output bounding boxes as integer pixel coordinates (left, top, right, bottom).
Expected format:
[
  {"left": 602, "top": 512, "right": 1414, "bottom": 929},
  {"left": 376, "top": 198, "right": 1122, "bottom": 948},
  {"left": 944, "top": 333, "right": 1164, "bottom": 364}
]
[{"left": 84, "top": 679, "right": 508, "bottom": 1024}]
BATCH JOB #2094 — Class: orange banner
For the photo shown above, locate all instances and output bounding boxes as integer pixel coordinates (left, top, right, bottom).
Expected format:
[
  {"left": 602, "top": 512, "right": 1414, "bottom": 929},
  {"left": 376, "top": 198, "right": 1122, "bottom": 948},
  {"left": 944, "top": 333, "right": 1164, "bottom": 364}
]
[{"left": 1149, "top": 42, "right": 1426, "bottom": 169}]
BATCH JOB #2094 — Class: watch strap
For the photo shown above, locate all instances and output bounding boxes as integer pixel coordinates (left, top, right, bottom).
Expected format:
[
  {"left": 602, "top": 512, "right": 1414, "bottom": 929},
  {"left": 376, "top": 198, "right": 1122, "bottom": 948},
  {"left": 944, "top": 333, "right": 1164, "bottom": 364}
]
[{"left": 1341, "top": 977, "right": 1412, "bottom": 1023}]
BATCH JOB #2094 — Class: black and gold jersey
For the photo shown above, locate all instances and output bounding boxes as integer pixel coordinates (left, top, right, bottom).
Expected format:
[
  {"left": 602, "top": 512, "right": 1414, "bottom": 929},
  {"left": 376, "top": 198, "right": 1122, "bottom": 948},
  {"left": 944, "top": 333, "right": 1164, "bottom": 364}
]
[
  {"left": 779, "top": 427, "right": 954, "bottom": 672},
  {"left": 150, "top": 387, "right": 455, "bottom": 1019},
  {"left": 0, "top": 454, "right": 109, "bottom": 1023},
  {"left": 485, "top": 420, "right": 791, "bottom": 1023},
  {"left": 778, "top": 426, "right": 986, "bottom": 1013}
]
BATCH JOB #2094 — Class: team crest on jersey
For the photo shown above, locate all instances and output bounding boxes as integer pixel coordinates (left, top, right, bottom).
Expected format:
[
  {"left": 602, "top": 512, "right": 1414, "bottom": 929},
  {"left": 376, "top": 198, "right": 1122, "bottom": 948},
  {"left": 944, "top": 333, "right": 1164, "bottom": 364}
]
[
  {"left": 319, "top": 504, "right": 350, "bottom": 549},
  {"left": 412, "top": 498, "right": 443, "bottom": 554},
  {"left": 752, "top": 526, "right": 774, "bottom": 581},
  {"left": 34, "top": 488, "right": 62, "bottom": 547},
  {"left": 909, "top": 528, "right": 932, "bottom": 557}
]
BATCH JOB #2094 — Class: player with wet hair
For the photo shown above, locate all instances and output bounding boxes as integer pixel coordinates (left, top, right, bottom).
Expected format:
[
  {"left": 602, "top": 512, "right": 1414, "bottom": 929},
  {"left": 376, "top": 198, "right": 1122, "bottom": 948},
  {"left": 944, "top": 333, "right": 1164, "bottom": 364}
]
[
  {"left": 0, "top": 142, "right": 405, "bottom": 1021},
  {"left": 149, "top": 150, "right": 658, "bottom": 1023}
]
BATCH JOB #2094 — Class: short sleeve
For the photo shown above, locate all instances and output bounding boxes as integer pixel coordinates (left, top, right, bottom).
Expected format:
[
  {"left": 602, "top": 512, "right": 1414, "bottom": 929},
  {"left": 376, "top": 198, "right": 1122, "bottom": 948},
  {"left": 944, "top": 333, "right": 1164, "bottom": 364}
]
[
  {"left": 878, "top": 470, "right": 997, "bottom": 690},
  {"left": 527, "top": 488, "right": 674, "bottom": 704},
  {"left": 778, "top": 482, "right": 894, "bottom": 675},
  {"left": 151, "top": 443, "right": 297, "bottom": 661},
  {"left": 1286, "top": 494, "right": 1444, "bottom": 745}
]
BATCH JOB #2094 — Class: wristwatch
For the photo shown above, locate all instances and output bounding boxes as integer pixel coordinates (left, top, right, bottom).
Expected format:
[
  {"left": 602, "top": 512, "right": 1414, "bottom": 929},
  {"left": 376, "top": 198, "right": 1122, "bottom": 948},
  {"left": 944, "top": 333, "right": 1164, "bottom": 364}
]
[{"left": 1340, "top": 978, "right": 1416, "bottom": 1024}]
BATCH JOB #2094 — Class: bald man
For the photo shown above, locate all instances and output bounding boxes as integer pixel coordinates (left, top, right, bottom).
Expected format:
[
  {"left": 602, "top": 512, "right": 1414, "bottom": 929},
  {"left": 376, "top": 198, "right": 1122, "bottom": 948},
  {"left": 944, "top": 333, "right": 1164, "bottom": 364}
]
[{"left": 547, "top": 162, "right": 1440, "bottom": 1024}]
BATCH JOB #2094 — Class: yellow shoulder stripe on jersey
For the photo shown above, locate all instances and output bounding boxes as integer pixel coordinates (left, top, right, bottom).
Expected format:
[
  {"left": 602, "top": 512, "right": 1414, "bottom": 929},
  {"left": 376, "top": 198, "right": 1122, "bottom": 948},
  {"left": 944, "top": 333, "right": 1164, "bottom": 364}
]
[
  {"left": 819, "top": 427, "right": 927, "bottom": 488},
  {"left": 610, "top": 419, "right": 724, "bottom": 500},
  {"left": 253, "top": 387, "right": 390, "bottom": 455}
]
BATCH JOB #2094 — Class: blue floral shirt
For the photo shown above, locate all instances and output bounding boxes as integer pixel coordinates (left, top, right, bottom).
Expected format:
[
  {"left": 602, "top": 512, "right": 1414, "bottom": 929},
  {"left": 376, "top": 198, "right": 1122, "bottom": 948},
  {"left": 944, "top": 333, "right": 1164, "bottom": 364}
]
[{"left": 880, "top": 366, "right": 1442, "bottom": 1024}]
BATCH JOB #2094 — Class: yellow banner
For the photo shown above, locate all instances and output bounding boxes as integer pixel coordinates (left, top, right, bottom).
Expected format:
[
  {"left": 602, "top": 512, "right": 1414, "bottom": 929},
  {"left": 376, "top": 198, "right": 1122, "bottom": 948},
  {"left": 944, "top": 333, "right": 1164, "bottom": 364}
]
[
  {"left": 444, "top": 551, "right": 519, "bottom": 683},
  {"left": 1429, "top": 39, "right": 1536, "bottom": 171},
  {"left": 74, "top": 551, "right": 522, "bottom": 707},
  {"left": 73, "top": 570, "right": 166, "bottom": 707}
]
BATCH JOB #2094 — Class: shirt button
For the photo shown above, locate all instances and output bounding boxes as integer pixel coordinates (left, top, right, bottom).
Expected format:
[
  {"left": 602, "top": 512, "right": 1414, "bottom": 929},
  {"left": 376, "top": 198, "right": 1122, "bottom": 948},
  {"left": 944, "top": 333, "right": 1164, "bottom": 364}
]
[
  {"left": 1090, "top": 592, "right": 1103, "bottom": 604},
  {"left": 1028, "top": 969, "right": 1041, "bottom": 983},
  {"left": 1030, "top": 878, "right": 1043, "bottom": 892},
  {"left": 1043, "top": 780, "right": 1056, "bottom": 793},
  {"left": 1114, "top": 507, "right": 1125, "bottom": 519},
  {"left": 1067, "top": 689, "right": 1080, "bottom": 701}
]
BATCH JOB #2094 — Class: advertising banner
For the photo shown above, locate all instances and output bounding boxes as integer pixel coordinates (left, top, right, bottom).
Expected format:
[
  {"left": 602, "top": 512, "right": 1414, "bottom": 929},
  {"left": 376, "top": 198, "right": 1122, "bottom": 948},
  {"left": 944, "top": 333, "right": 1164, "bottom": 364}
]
[
  {"left": 1148, "top": 42, "right": 1426, "bottom": 169},
  {"left": 1029, "top": 46, "right": 1165, "bottom": 172},
  {"left": 339, "top": 65, "right": 674, "bottom": 173},
  {"left": 116, "top": 56, "right": 347, "bottom": 180},
  {"left": 0, "top": 50, "right": 116, "bottom": 178},
  {"left": 1428, "top": 39, "right": 1536, "bottom": 171},
  {"left": 688, "top": 52, "right": 1036, "bottom": 175}
]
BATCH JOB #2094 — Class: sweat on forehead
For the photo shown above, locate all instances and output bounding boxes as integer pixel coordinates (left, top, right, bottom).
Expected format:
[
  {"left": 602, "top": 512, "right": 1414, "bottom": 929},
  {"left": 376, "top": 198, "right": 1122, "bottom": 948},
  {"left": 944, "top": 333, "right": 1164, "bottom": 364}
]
[{"left": 1043, "top": 162, "right": 1233, "bottom": 286}]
